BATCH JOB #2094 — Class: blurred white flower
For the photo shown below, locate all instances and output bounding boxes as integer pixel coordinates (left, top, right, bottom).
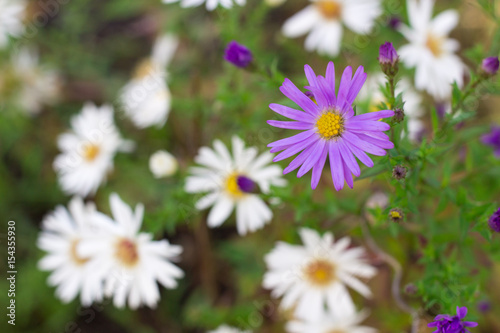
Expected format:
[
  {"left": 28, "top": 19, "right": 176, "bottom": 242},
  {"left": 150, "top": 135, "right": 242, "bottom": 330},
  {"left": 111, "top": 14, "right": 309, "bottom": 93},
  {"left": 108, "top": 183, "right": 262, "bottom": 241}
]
[
  {"left": 120, "top": 34, "right": 178, "bottom": 128},
  {"left": 399, "top": 0, "right": 465, "bottom": 100},
  {"left": 0, "top": 0, "right": 26, "bottom": 48},
  {"left": 287, "top": 307, "right": 377, "bottom": 333},
  {"left": 208, "top": 325, "right": 251, "bottom": 333},
  {"left": 263, "top": 228, "right": 376, "bottom": 321},
  {"left": 365, "top": 191, "right": 389, "bottom": 210},
  {"left": 163, "top": 0, "right": 246, "bottom": 11},
  {"left": 7, "top": 47, "right": 61, "bottom": 115},
  {"left": 53, "top": 103, "right": 133, "bottom": 197},
  {"left": 359, "top": 73, "right": 425, "bottom": 142},
  {"left": 282, "top": 0, "right": 382, "bottom": 56},
  {"left": 265, "top": 0, "right": 286, "bottom": 7},
  {"left": 37, "top": 197, "right": 105, "bottom": 306},
  {"left": 185, "top": 136, "right": 286, "bottom": 235},
  {"left": 149, "top": 150, "right": 178, "bottom": 178},
  {"left": 79, "top": 193, "right": 184, "bottom": 309}
]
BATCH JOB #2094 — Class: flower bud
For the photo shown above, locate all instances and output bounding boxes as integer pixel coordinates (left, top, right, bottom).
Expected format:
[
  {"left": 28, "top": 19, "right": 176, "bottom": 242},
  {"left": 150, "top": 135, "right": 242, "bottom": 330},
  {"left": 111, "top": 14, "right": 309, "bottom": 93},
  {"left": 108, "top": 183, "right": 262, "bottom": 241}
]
[
  {"left": 389, "top": 208, "right": 404, "bottom": 222},
  {"left": 392, "top": 165, "right": 407, "bottom": 180},
  {"left": 224, "top": 41, "right": 253, "bottom": 68},
  {"left": 481, "top": 56, "right": 499, "bottom": 76},
  {"left": 488, "top": 207, "right": 500, "bottom": 233},
  {"left": 149, "top": 150, "right": 178, "bottom": 178},
  {"left": 379, "top": 42, "right": 399, "bottom": 75},
  {"left": 392, "top": 108, "right": 405, "bottom": 124}
]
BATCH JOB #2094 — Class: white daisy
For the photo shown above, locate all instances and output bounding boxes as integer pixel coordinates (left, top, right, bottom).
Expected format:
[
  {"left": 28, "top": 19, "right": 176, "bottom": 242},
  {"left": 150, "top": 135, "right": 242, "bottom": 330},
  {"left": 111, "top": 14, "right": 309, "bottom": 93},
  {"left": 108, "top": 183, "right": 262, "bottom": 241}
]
[
  {"left": 78, "top": 193, "right": 184, "bottom": 309},
  {"left": 208, "top": 325, "right": 251, "bottom": 333},
  {"left": 120, "top": 34, "right": 178, "bottom": 128},
  {"left": 0, "top": 0, "right": 26, "bottom": 48},
  {"left": 287, "top": 308, "right": 377, "bottom": 333},
  {"left": 149, "top": 150, "right": 178, "bottom": 178},
  {"left": 185, "top": 136, "right": 286, "bottom": 235},
  {"left": 37, "top": 197, "right": 105, "bottom": 306},
  {"left": 9, "top": 47, "right": 61, "bottom": 115},
  {"left": 53, "top": 103, "right": 133, "bottom": 197},
  {"left": 263, "top": 228, "right": 376, "bottom": 321},
  {"left": 282, "top": 0, "right": 382, "bottom": 56},
  {"left": 162, "top": 0, "right": 246, "bottom": 11},
  {"left": 398, "top": 0, "right": 465, "bottom": 100},
  {"left": 359, "top": 73, "right": 425, "bottom": 141}
]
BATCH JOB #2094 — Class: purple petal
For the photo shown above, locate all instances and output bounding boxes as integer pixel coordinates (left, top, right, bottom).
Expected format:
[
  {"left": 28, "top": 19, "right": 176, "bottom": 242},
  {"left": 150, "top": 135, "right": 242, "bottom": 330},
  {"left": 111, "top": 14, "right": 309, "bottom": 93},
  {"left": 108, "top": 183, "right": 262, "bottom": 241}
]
[
  {"left": 311, "top": 143, "right": 328, "bottom": 189},
  {"left": 346, "top": 142, "right": 374, "bottom": 167},
  {"left": 457, "top": 306, "right": 467, "bottom": 319},
  {"left": 269, "top": 104, "right": 315, "bottom": 123},
  {"left": 297, "top": 140, "right": 326, "bottom": 178},
  {"left": 317, "top": 76, "right": 336, "bottom": 107},
  {"left": 336, "top": 66, "right": 353, "bottom": 111},
  {"left": 328, "top": 142, "right": 345, "bottom": 191},
  {"left": 273, "top": 137, "right": 316, "bottom": 162},
  {"left": 343, "top": 160, "right": 354, "bottom": 189},
  {"left": 352, "top": 110, "right": 395, "bottom": 121},
  {"left": 280, "top": 79, "right": 319, "bottom": 116},
  {"left": 346, "top": 66, "right": 367, "bottom": 104},
  {"left": 338, "top": 139, "right": 361, "bottom": 176},
  {"left": 304, "top": 64, "right": 319, "bottom": 88},
  {"left": 267, "top": 120, "right": 313, "bottom": 130},
  {"left": 362, "top": 131, "right": 391, "bottom": 141},
  {"left": 268, "top": 129, "right": 316, "bottom": 148},
  {"left": 342, "top": 132, "right": 387, "bottom": 156},
  {"left": 463, "top": 321, "right": 478, "bottom": 327},
  {"left": 325, "top": 61, "right": 336, "bottom": 93},
  {"left": 345, "top": 120, "right": 391, "bottom": 132},
  {"left": 308, "top": 85, "right": 329, "bottom": 109},
  {"left": 355, "top": 133, "right": 394, "bottom": 150},
  {"left": 270, "top": 144, "right": 292, "bottom": 153},
  {"left": 283, "top": 143, "right": 317, "bottom": 174}
]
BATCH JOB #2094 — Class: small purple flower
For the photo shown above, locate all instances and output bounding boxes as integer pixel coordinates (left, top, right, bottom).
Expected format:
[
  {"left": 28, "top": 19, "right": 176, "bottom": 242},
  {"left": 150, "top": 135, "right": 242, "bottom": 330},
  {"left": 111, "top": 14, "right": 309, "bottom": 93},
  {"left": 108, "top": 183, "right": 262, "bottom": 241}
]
[
  {"left": 488, "top": 207, "right": 500, "bottom": 233},
  {"left": 428, "top": 306, "right": 478, "bottom": 333},
  {"left": 388, "top": 16, "right": 402, "bottom": 30},
  {"left": 237, "top": 176, "right": 256, "bottom": 193},
  {"left": 224, "top": 41, "right": 253, "bottom": 68},
  {"left": 267, "top": 62, "right": 394, "bottom": 190},
  {"left": 477, "top": 300, "right": 491, "bottom": 313},
  {"left": 481, "top": 126, "right": 500, "bottom": 158},
  {"left": 378, "top": 42, "right": 398, "bottom": 65},
  {"left": 481, "top": 57, "right": 499, "bottom": 76}
]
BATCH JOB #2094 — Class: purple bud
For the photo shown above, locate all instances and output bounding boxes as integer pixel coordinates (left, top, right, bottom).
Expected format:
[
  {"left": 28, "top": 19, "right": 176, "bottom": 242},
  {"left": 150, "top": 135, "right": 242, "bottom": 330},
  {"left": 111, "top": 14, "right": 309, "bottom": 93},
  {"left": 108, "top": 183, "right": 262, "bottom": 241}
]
[
  {"left": 378, "top": 42, "right": 398, "bottom": 65},
  {"left": 224, "top": 41, "right": 253, "bottom": 68},
  {"left": 481, "top": 56, "right": 499, "bottom": 75},
  {"left": 388, "top": 16, "right": 402, "bottom": 30},
  {"left": 237, "top": 176, "right": 256, "bottom": 193},
  {"left": 488, "top": 208, "right": 500, "bottom": 233},
  {"left": 477, "top": 300, "right": 491, "bottom": 313}
]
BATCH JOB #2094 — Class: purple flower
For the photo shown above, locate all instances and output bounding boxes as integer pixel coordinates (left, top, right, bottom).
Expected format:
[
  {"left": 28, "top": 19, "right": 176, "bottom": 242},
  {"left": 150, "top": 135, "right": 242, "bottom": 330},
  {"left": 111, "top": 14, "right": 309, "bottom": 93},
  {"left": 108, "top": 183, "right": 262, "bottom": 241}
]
[
  {"left": 488, "top": 207, "right": 500, "bottom": 233},
  {"left": 481, "top": 126, "right": 500, "bottom": 158},
  {"left": 267, "top": 62, "right": 394, "bottom": 190},
  {"left": 477, "top": 300, "right": 491, "bottom": 313},
  {"left": 224, "top": 41, "right": 253, "bottom": 68},
  {"left": 378, "top": 42, "right": 398, "bottom": 65},
  {"left": 481, "top": 57, "right": 499, "bottom": 75},
  {"left": 237, "top": 175, "right": 256, "bottom": 193},
  {"left": 388, "top": 16, "right": 402, "bottom": 30},
  {"left": 428, "top": 306, "right": 478, "bottom": 333}
]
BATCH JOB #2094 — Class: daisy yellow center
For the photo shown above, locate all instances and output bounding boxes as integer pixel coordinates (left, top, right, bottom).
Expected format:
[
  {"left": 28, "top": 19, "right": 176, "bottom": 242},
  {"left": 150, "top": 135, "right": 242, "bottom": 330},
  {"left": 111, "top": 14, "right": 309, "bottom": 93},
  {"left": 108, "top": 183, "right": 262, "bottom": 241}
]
[
  {"left": 426, "top": 34, "right": 444, "bottom": 57},
  {"left": 70, "top": 239, "right": 89, "bottom": 266},
  {"left": 304, "top": 259, "right": 336, "bottom": 286},
  {"left": 83, "top": 144, "right": 100, "bottom": 162},
  {"left": 316, "top": 112, "right": 344, "bottom": 139},
  {"left": 225, "top": 173, "right": 243, "bottom": 197},
  {"left": 134, "top": 58, "right": 154, "bottom": 79},
  {"left": 317, "top": 0, "right": 342, "bottom": 20},
  {"left": 390, "top": 211, "right": 402, "bottom": 219},
  {"left": 114, "top": 238, "right": 139, "bottom": 267}
]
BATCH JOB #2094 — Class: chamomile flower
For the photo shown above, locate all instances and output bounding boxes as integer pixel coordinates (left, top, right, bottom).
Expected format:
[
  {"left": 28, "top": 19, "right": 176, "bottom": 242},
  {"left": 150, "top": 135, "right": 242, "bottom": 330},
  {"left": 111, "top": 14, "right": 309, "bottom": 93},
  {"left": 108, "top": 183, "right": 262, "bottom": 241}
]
[
  {"left": 282, "top": 0, "right": 382, "bottom": 56},
  {"left": 185, "top": 136, "right": 286, "bottom": 235},
  {"left": 209, "top": 325, "right": 251, "bottom": 333},
  {"left": 267, "top": 62, "right": 394, "bottom": 191},
  {"left": 37, "top": 197, "right": 104, "bottom": 306},
  {"left": 53, "top": 103, "right": 133, "bottom": 197},
  {"left": 0, "top": 0, "right": 26, "bottom": 48},
  {"left": 149, "top": 150, "right": 178, "bottom": 178},
  {"left": 162, "top": 0, "right": 246, "bottom": 11},
  {"left": 263, "top": 228, "right": 376, "bottom": 321},
  {"left": 78, "top": 193, "right": 184, "bottom": 309},
  {"left": 398, "top": 0, "right": 465, "bottom": 100},
  {"left": 120, "top": 34, "right": 178, "bottom": 128},
  {"left": 287, "top": 308, "right": 377, "bottom": 333}
]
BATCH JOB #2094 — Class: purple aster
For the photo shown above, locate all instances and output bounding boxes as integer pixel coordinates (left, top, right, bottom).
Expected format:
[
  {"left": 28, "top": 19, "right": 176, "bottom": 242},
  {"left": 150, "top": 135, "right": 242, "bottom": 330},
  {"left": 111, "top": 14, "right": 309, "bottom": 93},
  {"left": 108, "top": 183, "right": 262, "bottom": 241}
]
[
  {"left": 488, "top": 207, "right": 500, "bottom": 233},
  {"left": 428, "top": 306, "right": 478, "bottom": 333},
  {"left": 267, "top": 62, "right": 394, "bottom": 190},
  {"left": 481, "top": 126, "right": 500, "bottom": 158},
  {"left": 224, "top": 41, "right": 253, "bottom": 68},
  {"left": 481, "top": 57, "right": 499, "bottom": 76},
  {"left": 379, "top": 42, "right": 398, "bottom": 65}
]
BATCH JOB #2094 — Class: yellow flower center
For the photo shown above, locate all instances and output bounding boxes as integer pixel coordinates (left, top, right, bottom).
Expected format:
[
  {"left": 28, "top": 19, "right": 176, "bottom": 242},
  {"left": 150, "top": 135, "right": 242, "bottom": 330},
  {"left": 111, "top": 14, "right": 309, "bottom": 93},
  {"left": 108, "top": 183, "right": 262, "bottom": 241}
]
[
  {"left": 82, "top": 143, "right": 100, "bottom": 162},
  {"left": 426, "top": 34, "right": 444, "bottom": 57},
  {"left": 70, "top": 239, "right": 89, "bottom": 266},
  {"left": 134, "top": 58, "right": 154, "bottom": 79},
  {"left": 316, "top": 0, "right": 342, "bottom": 20},
  {"left": 225, "top": 173, "right": 243, "bottom": 197},
  {"left": 316, "top": 111, "right": 344, "bottom": 139},
  {"left": 304, "top": 259, "right": 336, "bottom": 286},
  {"left": 390, "top": 211, "right": 402, "bottom": 219},
  {"left": 114, "top": 238, "right": 139, "bottom": 267}
]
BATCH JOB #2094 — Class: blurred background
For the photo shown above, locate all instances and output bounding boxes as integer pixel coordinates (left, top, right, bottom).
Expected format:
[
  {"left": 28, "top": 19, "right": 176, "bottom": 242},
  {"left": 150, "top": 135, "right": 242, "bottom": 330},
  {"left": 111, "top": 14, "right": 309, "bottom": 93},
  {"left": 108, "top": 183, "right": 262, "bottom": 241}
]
[{"left": 1, "top": 0, "right": 500, "bottom": 332}]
